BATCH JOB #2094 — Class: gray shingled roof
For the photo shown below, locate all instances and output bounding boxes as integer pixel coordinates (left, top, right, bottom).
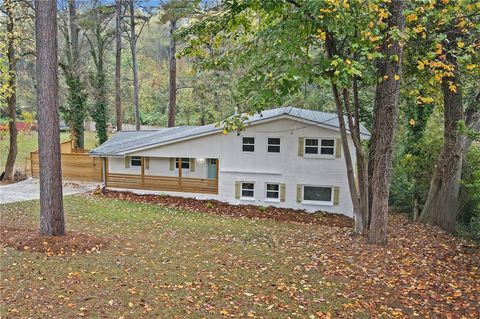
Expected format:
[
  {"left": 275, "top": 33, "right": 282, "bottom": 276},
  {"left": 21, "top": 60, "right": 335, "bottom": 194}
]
[{"left": 90, "top": 107, "right": 370, "bottom": 156}]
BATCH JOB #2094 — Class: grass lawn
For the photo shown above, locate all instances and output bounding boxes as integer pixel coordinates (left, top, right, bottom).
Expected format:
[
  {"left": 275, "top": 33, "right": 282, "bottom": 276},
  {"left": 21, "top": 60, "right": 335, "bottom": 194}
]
[
  {"left": 1, "top": 195, "right": 479, "bottom": 318},
  {"left": 0, "top": 131, "right": 98, "bottom": 173}
]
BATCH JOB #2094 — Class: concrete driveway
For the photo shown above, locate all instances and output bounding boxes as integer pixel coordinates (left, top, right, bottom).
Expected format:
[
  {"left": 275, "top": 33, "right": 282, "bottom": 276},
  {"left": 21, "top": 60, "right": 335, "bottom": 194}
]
[{"left": 0, "top": 178, "right": 101, "bottom": 205}]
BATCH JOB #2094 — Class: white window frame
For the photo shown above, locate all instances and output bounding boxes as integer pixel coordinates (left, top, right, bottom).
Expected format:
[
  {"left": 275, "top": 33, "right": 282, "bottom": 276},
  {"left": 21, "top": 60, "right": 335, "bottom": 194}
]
[
  {"left": 175, "top": 157, "right": 190, "bottom": 170},
  {"left": 304, "top": 138, "right": 336, "bottom": 158},
  {"left": 302, "top": 185, "right": 334, "bottom": 206},
  {"left": 267, "top": 137, "right": 281, "bottom": 153},
  {"left": 131, "top": 156, "right": 142, "bottom": 167},
  {"left": 242, "top": 137, "right": 255, "bottom": 152},
  {"left": 240, "top": 182, "right": 255, "bottom": 201},
  {"left": 265, "top": 183, "right": 280, "bottom": 202}
]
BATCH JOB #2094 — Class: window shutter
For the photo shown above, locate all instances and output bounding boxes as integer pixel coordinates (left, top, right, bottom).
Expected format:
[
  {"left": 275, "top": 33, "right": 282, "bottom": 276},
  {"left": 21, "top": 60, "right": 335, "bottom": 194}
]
[
  {"left": 296, "top": 185, "right": 302, "bottom": 203},
  {"left": 298, "top": 137, "right": 304, "bottom": 156},
  {"left": 280, "top": 183, "right": 286, "bottom": 202},
  {"left": 335, "top": 138, "right": 342, "bottom": 158},
  {"left": 235, "top": 181, "right": 241, "bottom": 199},
  {"left": 333, "top": 186, "right": 340, "bottom": 205},
  {"left": 169, "top": 158, "right": 174, "bottom": 171},
  {"left": 125, "top": 156, "right": 130, "bottom": 168},
  {"left": 144, "top": 157, "right": 150, "bottom": 170},
  {"left": 190, "top": 158, "right": 195, "bottom": 172}
]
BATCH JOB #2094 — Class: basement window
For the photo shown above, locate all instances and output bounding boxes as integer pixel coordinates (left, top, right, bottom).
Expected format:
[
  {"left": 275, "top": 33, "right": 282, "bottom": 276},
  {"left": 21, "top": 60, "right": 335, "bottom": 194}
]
[
  {"left": 266, "top": 183, "right": 280, "bottom": 200},
  {"left": 303, "top": 186, "right": 333, "bottom": 204},
  {"left": 241, "top": 182, "right": 255, "bottom": 198}
]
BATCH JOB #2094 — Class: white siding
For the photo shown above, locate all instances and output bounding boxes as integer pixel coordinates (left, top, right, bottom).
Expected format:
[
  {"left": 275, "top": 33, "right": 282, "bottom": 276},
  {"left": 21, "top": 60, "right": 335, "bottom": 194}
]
[{"left": 107, "top": 118, "right": 357, "bottom": 217}]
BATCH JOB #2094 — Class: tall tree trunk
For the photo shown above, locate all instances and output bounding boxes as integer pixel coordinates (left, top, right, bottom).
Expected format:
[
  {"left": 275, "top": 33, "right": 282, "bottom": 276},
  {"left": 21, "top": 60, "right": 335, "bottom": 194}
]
[
  {"left": 115, "top": 0, "right": 123, "bottom": 131},
  {"left": 167, "top": 19, "right": 177, "bottom": 128},
  {"left": 419, "top": 61, "right": 464, "bottom": 233},
  {"left": 67, "top": 0, "right": 85, "bottom": 149},
  {"left": 35, "top": 0, "right": 65, "bottom": 236},
  {"left": 367, "top": 0, "right": 405, "bottom": 245},
  {"left": 325, "top": 34, "right": 363, "bottom": 234},
  {"left": 334, "top": 86, "right": 363, "bottom": 234},
  {"left": 352, "top": 79, "right": 369, "bottom": 230},
  {"left": 129, "top": 0, "right": 140, "bottom": 130},
  {"left": 343, "top": 87, "right": 368, "bottom": 233},
  {"left": 4, "top": 0, "right": 18, "bottom": 181}
]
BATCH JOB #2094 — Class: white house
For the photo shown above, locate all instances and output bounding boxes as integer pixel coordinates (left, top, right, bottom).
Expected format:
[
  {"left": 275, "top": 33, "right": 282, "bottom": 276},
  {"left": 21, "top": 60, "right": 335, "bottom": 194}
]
[{"left": 90, "top": 107, "right": 370, "bottom": 217}]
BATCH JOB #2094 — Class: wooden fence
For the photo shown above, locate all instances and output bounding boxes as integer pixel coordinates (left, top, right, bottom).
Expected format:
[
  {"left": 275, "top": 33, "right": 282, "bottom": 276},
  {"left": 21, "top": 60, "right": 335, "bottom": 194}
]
[{"left": 30, "top": 140, "right": 103, "bottom": 182}]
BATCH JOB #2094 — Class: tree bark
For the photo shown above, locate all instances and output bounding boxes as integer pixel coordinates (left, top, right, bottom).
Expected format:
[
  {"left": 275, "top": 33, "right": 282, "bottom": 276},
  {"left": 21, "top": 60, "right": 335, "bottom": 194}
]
[
  {"left": 167, "top": 19, "right": 177, "bottom": 128},
  {"left": 129, "top": 0, "right": 140, "bottom": 130},
  {"left": 3, "top": 0, "right": 18, "bottom": 181},
  {"left": 419, "top": 61, "right": 464, "bottom": 234},
  {"left": 115, "top": 0, "right": 123, "bottom": 131},
  {"left": 35, "top": 0, "right": 65, "bottom": 236},
  {"left": 367, "top": 0, "right": 405, "bottom": 245}
]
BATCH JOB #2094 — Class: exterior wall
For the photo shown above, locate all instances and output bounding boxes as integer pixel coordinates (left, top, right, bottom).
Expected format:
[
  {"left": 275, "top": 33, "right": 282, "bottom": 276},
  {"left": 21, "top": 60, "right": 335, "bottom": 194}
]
[
  {"left": 109, "top": 156, "right": 208, "bottom": 179},
  {"left": 107, "top": 118, "right": 356, "bottom": 217}
]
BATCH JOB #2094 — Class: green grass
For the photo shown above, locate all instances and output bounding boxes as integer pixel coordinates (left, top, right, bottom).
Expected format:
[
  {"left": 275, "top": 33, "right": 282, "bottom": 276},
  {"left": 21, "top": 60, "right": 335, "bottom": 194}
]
[
  {"left": 0, "top": 195, "right": 348, "bottom": 318},
  {"left": 0, "top": 131, "right": 98, "bottom": 172}
]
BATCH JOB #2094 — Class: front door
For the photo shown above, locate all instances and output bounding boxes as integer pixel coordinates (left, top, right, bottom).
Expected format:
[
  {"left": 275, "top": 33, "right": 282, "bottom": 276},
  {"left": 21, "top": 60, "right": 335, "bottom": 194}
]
[{"left": 207, "top": 159, "right": 217, "bottom": 179}]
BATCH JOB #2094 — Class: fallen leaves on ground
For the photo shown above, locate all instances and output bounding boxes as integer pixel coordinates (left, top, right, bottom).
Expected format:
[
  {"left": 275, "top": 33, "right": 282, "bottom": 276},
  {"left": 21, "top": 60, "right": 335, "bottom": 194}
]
[
  {"left": 99, "top": 189, "right": 353, "bottom": 228},
  {"left": 0, "top": 195, "right": 478, "bottom": 318},
  {"left": 0, "top": 224, "right": 107, "bottom": 255}
]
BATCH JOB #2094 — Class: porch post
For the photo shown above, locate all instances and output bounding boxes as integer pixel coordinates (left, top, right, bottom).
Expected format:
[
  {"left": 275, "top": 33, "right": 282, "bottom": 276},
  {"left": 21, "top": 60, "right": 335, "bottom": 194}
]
[
  {"left": 215, "top": 158, "right": 219, "bottom": 193},
  {"left": 177, "top": 157, "right": 182, "bottom": 186},
  {"left": 141, "top": 157, "right": 145, "bottom": 186}
]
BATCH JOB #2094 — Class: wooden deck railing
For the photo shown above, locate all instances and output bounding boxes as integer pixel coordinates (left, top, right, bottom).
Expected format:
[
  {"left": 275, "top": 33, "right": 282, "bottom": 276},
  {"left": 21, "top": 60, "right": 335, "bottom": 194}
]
[{"left": 106, "top": 173, "right": 218, "bottom": 195}]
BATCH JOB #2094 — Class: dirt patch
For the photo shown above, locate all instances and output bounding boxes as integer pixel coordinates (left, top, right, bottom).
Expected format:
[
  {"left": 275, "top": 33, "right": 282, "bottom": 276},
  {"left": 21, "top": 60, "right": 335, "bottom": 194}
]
[
  {"left": 98, "top": 189, "right": 354, "bottom": 228},
  {"left": 0, "top": 224, "right": 108, "bottom": 256}
]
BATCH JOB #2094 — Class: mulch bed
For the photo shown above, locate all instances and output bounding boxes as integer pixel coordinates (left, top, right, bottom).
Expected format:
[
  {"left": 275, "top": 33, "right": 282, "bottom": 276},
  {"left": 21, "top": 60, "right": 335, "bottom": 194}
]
[
  {"left": 0, "top": 224, "right": 108, "bottom": 256},
  {"left": 98, "top": 189, "right": 354, "bottom": 228}
]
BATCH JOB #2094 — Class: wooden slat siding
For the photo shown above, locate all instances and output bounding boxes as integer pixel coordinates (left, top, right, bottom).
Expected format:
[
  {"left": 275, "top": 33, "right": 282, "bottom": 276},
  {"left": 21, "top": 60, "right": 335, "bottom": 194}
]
[
  {"left": 106, "top": 173, "right": 218, "bottom": 194},
  {"left": 30, "top": 152, "right": 102, "bottom": 182}
]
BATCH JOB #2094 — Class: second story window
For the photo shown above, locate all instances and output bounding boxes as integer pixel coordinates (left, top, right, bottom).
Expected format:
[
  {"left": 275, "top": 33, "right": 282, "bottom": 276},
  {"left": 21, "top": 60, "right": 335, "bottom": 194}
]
[
  {"left": 267, "top": 138, "right": 280, "bottom": 153},
  {"left": 304, "top": 138, "right": 335, "bottom": 156},
  {"left": 305, "top": 138, "right": 319, "bottom": 154},
  {"left": 242, "top": 137, "right": 255, "bottom": 152},
  {"left": 131, "top": 156, "right": 142, "bottom": 167},
  {"left": 320, "top": 139, "right": 335, "bottom": 155}
]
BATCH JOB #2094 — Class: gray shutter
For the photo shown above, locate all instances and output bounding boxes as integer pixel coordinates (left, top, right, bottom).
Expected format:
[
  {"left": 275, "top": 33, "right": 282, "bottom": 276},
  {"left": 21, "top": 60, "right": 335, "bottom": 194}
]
[
  {"left": 298, "top": 137, "right": 304, "bottom": 156},
  {"left": 296, "top": 184, "right": 302, "bottom": 203},
  {"left": 190, "top": 158, "right": 195, "bottom": 172},
  {"left": 144, "top": 157, "right": 150, "bottom": 170},
  {"left": 280, "top": 183, "right": 286, "bottom": 202},
  {"left": 235, "top": 181, "right": 241, "bottom": 199},
  {"left": 335, "top": 139, "right": 342, "bottom": 158},
  {"left": 169, "top": 158, "right": 175, "bottom": 171},
  {"left": 333, "top": 186, "right": 340, "bottom": 205},
  {"left": 125, "top": 156, "right": 130, "bottom": 168}
]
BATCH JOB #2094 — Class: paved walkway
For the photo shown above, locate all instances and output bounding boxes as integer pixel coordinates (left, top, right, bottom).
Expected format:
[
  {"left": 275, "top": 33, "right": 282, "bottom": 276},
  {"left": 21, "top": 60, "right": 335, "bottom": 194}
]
[{"left": 0, "top": 178, "right": 101, "bottom": 204}]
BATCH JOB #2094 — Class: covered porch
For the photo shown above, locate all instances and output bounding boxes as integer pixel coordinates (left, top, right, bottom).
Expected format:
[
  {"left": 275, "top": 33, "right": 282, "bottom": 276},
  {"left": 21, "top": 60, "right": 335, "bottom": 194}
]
[{"left": 105, "top": 157, "right": 219, "bottom": 195}]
